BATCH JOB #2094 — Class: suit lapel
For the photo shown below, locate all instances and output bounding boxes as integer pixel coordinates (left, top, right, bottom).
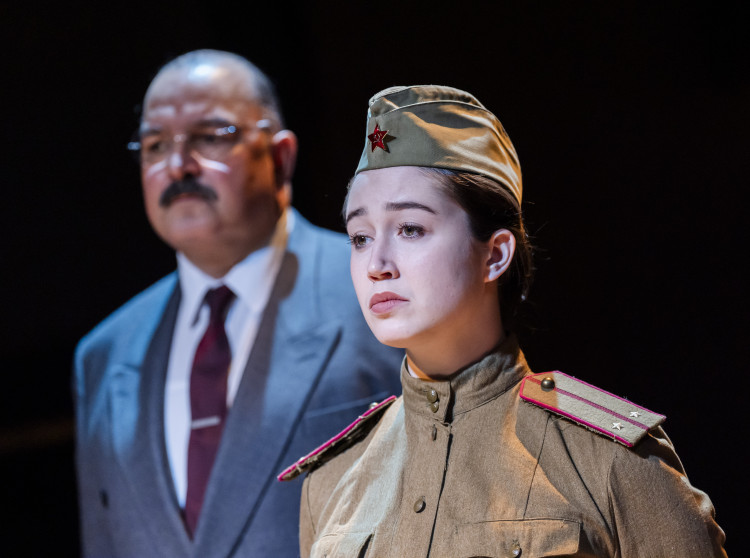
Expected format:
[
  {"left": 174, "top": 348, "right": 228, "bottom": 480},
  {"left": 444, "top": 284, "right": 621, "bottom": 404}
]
[
  {"left": 193, "top": 220, "right": 342, "bottom": 556},
  {"left": 111, "top": 281, "right": 192, "bottom": 556}
]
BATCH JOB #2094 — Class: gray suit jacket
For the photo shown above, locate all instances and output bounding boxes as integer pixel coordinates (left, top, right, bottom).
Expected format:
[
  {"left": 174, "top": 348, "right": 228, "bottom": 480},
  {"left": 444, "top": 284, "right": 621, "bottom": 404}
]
[{"left": 74, "top": 210, "right": 403, "bottom": 557}]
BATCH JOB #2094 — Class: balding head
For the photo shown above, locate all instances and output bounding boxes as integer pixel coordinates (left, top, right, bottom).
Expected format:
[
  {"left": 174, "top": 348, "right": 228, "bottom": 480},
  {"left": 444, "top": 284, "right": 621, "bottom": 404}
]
[{"left": 144, "top": 49, "right": 284, "bottom": 131}]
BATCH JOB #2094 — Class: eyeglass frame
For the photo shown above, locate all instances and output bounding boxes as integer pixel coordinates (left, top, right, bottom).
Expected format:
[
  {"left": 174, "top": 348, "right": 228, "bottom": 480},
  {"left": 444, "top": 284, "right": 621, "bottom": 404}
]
[{"left": 127, "top": 118, "right": 273, "bottom": 165}]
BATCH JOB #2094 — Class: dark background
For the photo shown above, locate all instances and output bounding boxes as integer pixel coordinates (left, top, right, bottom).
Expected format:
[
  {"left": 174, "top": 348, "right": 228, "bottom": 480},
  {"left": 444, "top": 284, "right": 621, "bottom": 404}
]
[{"left": 1, "top": 2, "right": 746, "bottom": 555}]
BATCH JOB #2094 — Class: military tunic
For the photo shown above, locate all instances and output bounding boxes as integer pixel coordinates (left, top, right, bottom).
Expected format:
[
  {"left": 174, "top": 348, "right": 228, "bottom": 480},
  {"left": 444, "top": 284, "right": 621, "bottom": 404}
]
[{"left": 298, "top": 338, "right": 726, "bottom": 557}]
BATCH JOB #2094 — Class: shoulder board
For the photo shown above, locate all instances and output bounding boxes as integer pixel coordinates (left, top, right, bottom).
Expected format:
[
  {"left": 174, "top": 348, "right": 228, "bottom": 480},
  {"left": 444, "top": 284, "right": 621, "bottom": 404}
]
[
  {"left": 277, "top": 395, "right": 397, "bottom": 482},
  {"left": 519, "top": 371, "right": 665, "bottom": 447}
]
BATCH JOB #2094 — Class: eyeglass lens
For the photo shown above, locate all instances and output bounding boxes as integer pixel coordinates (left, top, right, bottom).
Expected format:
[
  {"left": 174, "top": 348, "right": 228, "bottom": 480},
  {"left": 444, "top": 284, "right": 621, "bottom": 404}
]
[{"left": 129, "top": 125, "right": 241, "bottom": 164}]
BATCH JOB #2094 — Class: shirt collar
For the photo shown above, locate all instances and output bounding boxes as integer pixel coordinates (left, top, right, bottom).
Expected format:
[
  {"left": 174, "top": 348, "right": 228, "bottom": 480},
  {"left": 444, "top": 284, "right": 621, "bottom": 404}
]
[{"left": 176, "top": 209, "right": 292, "bottom": 325}]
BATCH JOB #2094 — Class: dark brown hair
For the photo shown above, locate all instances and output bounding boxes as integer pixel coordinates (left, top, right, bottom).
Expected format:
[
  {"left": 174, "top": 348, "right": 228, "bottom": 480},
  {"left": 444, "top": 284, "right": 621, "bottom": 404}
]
[{"left": 417, "top": 167, "right": 534, "bottom": 329}]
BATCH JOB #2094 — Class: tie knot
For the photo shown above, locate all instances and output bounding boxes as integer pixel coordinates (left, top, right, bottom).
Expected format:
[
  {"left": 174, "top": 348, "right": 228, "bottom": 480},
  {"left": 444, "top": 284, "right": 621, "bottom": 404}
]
[{"left": 204, "top": 285, "right": 235, "bottom": 321}]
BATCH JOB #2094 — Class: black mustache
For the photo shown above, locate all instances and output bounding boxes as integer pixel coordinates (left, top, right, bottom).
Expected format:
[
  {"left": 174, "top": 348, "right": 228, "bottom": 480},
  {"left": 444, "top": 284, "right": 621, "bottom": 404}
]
[{"left": 159, "top": 177, "right": 218, "bottom": 207}]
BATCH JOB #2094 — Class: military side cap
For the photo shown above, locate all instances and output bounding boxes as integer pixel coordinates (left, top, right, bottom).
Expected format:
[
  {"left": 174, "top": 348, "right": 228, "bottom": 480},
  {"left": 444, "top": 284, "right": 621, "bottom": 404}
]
[
  {"left": 355, "top": 85, "right": 523, "bottom": 203},
  {"left": 520, "top": 372, "right": 666, "bottom": 447},
  {"left": 277, "top": 395, "right": 397, "bottom": 482}
]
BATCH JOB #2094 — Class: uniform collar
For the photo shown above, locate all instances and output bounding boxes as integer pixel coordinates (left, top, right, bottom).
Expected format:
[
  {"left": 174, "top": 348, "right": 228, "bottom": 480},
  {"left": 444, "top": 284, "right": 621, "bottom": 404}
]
[{"left": 400, "top": 334, "right": 530, "bottom": 423}]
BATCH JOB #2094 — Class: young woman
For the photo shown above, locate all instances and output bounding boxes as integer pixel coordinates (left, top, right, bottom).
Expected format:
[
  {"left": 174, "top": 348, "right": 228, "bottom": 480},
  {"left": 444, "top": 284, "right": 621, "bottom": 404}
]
[{"left": 280, "top": 85, "right": 726, "bottom": 557}]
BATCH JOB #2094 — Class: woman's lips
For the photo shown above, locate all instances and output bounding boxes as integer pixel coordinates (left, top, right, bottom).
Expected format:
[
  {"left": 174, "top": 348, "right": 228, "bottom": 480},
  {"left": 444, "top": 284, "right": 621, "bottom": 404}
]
[{"left": 369, "top": 292, "right": 408, "bottom": 315}]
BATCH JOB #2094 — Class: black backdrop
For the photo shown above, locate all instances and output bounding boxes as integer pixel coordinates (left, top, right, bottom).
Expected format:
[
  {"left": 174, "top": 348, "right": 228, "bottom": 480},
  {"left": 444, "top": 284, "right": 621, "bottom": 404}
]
[{"left": 2, "top": 3, "right": 746, "bottom": 555}]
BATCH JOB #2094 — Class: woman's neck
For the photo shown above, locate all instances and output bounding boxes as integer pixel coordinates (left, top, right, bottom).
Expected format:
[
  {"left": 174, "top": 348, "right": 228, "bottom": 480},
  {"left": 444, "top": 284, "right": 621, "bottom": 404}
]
[{"left": 406, "top": 327, "right": 505, "bottom": 381}]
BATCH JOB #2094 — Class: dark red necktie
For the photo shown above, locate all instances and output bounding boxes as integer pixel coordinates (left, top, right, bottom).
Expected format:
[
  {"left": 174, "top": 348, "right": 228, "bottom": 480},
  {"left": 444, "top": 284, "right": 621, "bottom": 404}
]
[{"left": 184, "top": 285, "right": 235, "bottom": 537}]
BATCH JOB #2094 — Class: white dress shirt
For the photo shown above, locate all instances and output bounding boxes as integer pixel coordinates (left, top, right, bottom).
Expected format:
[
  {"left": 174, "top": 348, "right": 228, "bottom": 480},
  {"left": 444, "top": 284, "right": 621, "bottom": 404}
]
[{"left": 164, "top": 210, "right": 293, "bottom": 507}]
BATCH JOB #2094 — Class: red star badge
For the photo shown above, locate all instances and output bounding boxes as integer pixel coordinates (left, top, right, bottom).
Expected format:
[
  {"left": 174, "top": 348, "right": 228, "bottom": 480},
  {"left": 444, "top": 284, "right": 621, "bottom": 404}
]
[{"left": 368, "top": 123, "right": 390, "bottom": 152}]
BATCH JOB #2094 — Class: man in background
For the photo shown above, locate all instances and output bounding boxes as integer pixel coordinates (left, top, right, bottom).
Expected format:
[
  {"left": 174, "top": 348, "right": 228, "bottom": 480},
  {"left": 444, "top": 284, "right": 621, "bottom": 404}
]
[{"left": 74, "top": 49, "right": 402, "bottom": 557}]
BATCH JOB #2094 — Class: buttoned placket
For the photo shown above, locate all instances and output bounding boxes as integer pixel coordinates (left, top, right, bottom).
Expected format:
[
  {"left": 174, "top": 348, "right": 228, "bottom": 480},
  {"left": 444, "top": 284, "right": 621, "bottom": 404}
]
[{"left": 388, "top": 380, "right": 454, "bottom": 557}]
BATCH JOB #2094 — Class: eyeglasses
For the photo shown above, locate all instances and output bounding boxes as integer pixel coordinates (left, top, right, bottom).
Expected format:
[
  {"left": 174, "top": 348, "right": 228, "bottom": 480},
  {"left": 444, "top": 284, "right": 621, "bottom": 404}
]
[{"left": 127, "top": 119, "right": 272, "bottom": 165}]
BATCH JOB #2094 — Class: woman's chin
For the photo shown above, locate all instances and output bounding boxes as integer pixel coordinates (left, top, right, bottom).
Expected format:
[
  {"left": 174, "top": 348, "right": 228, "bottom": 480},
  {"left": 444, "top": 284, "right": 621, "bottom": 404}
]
[
  {"left": 376, "top": 337, "right": 409, "bottom": 349},
  {"left": 369, "top": 320, "right": 435, "bottom": 351},
  {"left": 371, "top": 329, "right": 412, "bottom": 349}
]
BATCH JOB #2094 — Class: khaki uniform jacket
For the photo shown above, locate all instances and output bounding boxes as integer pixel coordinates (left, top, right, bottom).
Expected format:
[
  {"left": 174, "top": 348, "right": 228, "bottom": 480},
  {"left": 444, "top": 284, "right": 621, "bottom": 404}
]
[{"left": 300, "top": 338, "right": 726, "bottom": 557}]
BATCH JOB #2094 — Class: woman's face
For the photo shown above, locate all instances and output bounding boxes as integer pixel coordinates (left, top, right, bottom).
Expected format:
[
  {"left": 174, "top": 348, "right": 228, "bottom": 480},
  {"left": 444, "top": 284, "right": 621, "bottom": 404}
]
[{"left": 345, "top": 166, "right": 504, "bottom": 359}]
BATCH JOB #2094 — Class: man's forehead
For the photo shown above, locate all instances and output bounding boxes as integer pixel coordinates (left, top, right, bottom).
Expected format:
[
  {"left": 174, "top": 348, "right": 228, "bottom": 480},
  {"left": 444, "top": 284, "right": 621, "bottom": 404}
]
[
  {"left": 142, "top": 99, "right": 247, "bottom": 129},
  {"left": 142, "top": 62, "right": 261, "bottom": 124}
]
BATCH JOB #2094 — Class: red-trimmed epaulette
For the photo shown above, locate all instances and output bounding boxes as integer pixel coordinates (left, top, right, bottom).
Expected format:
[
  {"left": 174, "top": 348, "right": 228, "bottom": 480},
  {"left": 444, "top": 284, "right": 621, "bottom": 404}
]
[
  {"left": 277, "top": 395, "right": 397, "bottom": 482},
  {"left": 520, "top": 371, "right": 665, "bottom": 447}
]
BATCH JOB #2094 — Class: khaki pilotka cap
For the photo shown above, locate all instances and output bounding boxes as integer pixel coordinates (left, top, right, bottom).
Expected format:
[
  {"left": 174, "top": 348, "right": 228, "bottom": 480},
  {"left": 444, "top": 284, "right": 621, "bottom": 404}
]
[{"left": 355, "top": 85, "right": 523, "bottom": 203}]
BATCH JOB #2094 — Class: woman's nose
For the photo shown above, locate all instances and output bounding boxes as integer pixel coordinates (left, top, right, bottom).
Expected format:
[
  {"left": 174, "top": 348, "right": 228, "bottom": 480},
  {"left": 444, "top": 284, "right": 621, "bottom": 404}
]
[{"left": 367, "top": 241, "right": 398, "bottom": 282}]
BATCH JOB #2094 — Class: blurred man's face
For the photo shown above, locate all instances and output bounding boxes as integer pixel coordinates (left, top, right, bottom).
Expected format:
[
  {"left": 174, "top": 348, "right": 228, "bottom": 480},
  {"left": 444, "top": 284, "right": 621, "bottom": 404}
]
[{"left": 139, "top": 61, "right": 284, "bottom": 276}]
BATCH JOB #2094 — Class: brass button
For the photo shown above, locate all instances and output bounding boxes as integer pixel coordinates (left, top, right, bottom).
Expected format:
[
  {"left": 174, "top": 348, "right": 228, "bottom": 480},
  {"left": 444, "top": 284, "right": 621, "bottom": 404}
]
[
  {"left": 508, "top": 540, "right": 522, "bottom": 557},
  {"left": 430, "top": 401, "right": 439, "bottom": 413},
  {"left": 431, "top": 425, "right": 437, "bottom": 440},
  {"left": 427, "top": 389, "right": 439, "bottom": 403},
  {"left": 541, "top": 377, "right": 555, "bottom": 391},
  {"left": 413, "top": 496, "right": 426, "bottom": 513}
]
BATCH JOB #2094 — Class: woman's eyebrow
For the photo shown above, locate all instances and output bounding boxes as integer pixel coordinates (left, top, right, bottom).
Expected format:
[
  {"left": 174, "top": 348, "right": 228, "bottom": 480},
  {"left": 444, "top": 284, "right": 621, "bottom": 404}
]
[
  {"left": 345, "top": 201, "right": 438, "bottom": 225},
  {"left": 345, "top": 207, "right": 366, "bottom": 225},
  {"left": 385, "top": 201, "right": 438, "bottom": 214}
]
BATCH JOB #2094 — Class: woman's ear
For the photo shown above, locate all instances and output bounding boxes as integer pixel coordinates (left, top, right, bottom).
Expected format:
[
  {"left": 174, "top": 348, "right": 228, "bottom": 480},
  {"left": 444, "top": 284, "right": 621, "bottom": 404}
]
[{"left": 485, "top": 229, "right": 516, "bottom": 282}]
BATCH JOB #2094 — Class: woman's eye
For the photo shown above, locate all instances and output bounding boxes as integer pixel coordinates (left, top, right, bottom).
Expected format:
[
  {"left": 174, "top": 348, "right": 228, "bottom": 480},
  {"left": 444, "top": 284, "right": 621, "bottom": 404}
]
[
  {"left": 399, "top": 223, "right": 424, "bottom": 238},
  {"left": 348, "top": 234, "right": 369, "bottom": 248}
]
